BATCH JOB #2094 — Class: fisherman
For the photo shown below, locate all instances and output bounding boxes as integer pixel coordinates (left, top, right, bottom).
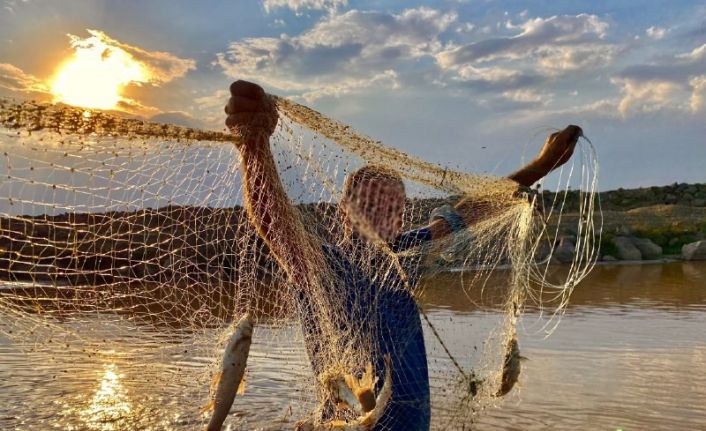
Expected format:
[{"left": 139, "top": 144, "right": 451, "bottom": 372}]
[{"left": 225, "top": 80, "right": 580, "bottom": 430}]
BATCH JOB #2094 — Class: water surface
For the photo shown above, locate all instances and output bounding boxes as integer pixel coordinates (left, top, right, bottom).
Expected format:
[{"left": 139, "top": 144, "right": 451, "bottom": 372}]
[{"left": 1, "top": 262, "right": 705, "bottom": 430}]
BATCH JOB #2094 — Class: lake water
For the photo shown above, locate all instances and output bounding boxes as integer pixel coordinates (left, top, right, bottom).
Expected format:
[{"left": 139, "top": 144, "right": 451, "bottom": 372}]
[{"left": 1, "top": 262, "right": 705, "bottom": 430}]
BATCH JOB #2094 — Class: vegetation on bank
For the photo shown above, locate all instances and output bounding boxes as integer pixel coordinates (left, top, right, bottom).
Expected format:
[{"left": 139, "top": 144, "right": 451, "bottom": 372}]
[{"left": 541, "top": 182, "right": 706, "bottom": 212}]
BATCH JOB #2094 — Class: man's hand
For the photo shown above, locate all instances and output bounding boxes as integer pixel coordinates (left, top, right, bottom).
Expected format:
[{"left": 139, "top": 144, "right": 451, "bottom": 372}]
[
  {"left": 509, "top": 125, "right": 583, "bottom": 187},
  {"left": 534, "top": 125, "right": 582, "bottom": 172},
  {"left": 225, "top": 80, "right": 278, "bottom": 147}
]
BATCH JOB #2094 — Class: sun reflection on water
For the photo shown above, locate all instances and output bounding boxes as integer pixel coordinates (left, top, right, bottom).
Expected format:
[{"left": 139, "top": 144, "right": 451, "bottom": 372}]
[{"left": 79, "top": 363, "right": 133, "bottom": 430}]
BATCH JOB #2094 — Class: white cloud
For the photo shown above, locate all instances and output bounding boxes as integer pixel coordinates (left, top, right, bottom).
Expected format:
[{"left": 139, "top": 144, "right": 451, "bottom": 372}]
[
  {"left": 503, "top": 97, "right": 622, "bottom": 127},
  {"left": 2, "top": 0, "right": 27, "bottom": 15},
  {"left": 612, "top": 78, "right": 686, "bottom": 115},
  {"left": 189, "top": 89, "right": 231, "bottom": 128},
  {"left": 216, "top": 7, "right": 456, "bottom": 100},
  {"left": 501, "top": 88, "right": 548, "bottom": 105},
  {"left": 262, "top": 0, "right": 347, "bottom": 14},
  {"left": 450, "top": 64, "right": 543, "bottom": 92},
  {"left": 613, "top": 43, "right": 706, "bottom": 115},
  {"left": 195, "top": 89, "right": 230, "bottom": 110},
  {"left": 689, "top": 75, "right": 706, "bottom": 112},
  {"left": 455, "top": 22, "right": 475, "bottom": 34},
  {"left": 437, "top": 14, "right": 615, "bottom": 77},
  {"left": 299, "top": 69, "right": 399, "bottom": 102},
  {"left": 534, "top": 44, "right": 618, "bottom": 74},
  {"left": 645, "top": 26, "right": 668, "bottom": 40},
  {"left": 432, "top": 13, "right": 616, "bottom": 110}
]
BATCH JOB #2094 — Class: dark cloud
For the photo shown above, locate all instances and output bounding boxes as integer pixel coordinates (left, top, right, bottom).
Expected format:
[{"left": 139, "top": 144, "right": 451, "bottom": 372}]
[
  {"left": 617, "top": 45, "right": 706, "bottom": 83},
  {"left": 681, "top": 21, "right": 706, "bottom": 42}
]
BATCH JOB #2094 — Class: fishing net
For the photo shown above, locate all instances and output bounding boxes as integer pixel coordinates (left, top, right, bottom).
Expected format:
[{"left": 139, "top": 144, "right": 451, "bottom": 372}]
[{"left": 0, "top": 96, "right": 599, "bottom": 430}]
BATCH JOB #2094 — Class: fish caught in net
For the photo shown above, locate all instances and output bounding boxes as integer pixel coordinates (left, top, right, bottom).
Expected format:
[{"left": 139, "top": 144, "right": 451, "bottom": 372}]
[{"left": 0, "top": 92, "right": 599, "bottom": 430}]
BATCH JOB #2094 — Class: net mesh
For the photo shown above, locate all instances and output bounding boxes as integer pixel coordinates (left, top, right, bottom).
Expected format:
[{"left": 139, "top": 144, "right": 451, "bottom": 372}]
[{"left": 0, "top": 96, "right": 599, "bottom": 430}]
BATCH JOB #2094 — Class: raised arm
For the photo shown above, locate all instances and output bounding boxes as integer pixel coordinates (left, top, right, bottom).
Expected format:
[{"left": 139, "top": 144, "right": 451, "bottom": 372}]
[
  {"left": 425, "top": 125, "right": 583, "bottom": 240},
  {"left": 226, "top": 81, "right": 321, "bottom": 288},
  {"left": 508, "top": 124, "right": 582, "bottom": 187}
]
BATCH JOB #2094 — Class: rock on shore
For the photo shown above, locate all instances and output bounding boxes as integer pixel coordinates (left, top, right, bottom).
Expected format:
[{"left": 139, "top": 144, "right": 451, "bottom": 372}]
[
  {"left": 682, "top": 240, "right": 706, "bottom": 261},
  {"left": 611, "top": 237, "right": 642, "bottom": 260},
  {"left": 630, "top": 238, "right": 662, "bottom": 260}
]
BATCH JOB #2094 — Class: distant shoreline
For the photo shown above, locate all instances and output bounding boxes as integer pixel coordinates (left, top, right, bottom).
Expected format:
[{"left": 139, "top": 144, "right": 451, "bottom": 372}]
[{"left": 0, "top": 183, "right": 704, "bottom": 284}]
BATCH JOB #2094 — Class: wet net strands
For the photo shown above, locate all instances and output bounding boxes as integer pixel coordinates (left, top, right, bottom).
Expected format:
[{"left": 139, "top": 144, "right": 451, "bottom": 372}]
[{"left": 0, "top": 96, "right": 599, "bottom": 430}]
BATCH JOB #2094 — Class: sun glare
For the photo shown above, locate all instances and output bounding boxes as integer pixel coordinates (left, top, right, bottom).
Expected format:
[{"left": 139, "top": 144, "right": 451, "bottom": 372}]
[{"left": 51, "top": 37, "right": 147, "bottom": 110}]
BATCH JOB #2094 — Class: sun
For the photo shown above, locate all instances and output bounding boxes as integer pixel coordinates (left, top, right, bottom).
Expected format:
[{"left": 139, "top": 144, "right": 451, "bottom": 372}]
[{"left": 51, "top": 40, "right": 147, "bottom": 110}]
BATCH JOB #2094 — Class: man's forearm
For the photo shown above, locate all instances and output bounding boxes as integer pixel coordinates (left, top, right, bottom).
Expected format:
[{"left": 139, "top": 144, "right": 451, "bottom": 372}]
[
  {"left": 508, "top": 158, "right": 551, "bottom": 188},
  {"left": 238, "top": 139, "right": 318, "bottom": 288}
]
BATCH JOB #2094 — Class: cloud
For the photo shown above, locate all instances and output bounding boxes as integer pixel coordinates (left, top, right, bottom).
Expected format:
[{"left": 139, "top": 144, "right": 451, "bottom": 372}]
[
  {"left": 194, "top": 89, "right": 230, "bottom": 110},
  {"left": 432, "top": 14, "right": 616, "bottom": 109},
  {"left": 41, "top": 29, "right": 196, "bottom": 115},
  {"left": 455, "top": 23, "right": 475, "bottom": 34},
  {"left": 149, "top": 111, "right": 209, "bottom": 129},
  {"left": 2, "top": 0, "right": 26, "bottom": 15},
  {"left": 495, "top": 97, "right": 622, "bottom": 129},
  {"left": 450, "top": 65, "right": 544, "bottom": 92},
  {"left": 437, "top": 14, "right": 609, "bottom": 66},
  {"left": 436, "top": 14, "right": 615, "bottom": 81},
  {"left": 613, "top": 43, "right": 706, "bottom": 115},
  {"left": 262, "top": 0, "right": 347, "bottom": 13},
  {"left": 191, "top": 89, "right": 230, "bottom": 128},
  {"left": 689, "top": 75, "right": 706, "bottom": 112},
  {"left": 683, "top": 21, "right": 706, "bottom": 42},
  {"left": 216, "top": 7, "right": 456, "bottom": 101},
  {"left": 114, "top": 97, "right": 161, "bottom": 117},
  {"left": 646, "top": 26, "right": 668, "bottom": 40},
  {"left": 70, "top": 30, "right": 196, "bottom": 85},
  {"left": 501, "top": 88, "right": 548, "bottom": 105},
  {"left": 299, "top": 69, "right": 399, "bottom": 101},
  {"left": 0, "top": 63, "right": 50, "bottom": 97}
]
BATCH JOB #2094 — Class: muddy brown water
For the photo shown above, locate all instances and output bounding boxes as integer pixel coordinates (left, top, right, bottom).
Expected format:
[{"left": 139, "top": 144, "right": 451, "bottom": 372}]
[{"left": 1, "top": 262, "right": 705, "bottom": 430}]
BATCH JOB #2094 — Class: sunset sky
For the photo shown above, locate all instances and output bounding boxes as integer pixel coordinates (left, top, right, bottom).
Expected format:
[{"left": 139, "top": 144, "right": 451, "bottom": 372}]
[{"left": 1, "top": 0, "right": 704, "bottom": 189}]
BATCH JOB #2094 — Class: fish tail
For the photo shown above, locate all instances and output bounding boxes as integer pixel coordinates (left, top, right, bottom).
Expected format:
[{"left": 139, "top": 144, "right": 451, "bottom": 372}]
[
  {"left": 200, "top": 399, "right": 215, "bottom": 414},
  {"left": 237, "top": 371, "right": 247, "bottom": 395}
]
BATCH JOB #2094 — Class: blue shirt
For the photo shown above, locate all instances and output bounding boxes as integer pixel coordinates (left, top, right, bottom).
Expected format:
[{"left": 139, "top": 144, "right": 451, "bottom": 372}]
[{"left": 297, "top": 228, "right": 432, "bottom": 431}]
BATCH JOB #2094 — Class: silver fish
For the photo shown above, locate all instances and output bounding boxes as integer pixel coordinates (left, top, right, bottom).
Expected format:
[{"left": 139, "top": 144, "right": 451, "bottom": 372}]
[{"left": 203, "top": 313, "right": 254, "bottom": 431}]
